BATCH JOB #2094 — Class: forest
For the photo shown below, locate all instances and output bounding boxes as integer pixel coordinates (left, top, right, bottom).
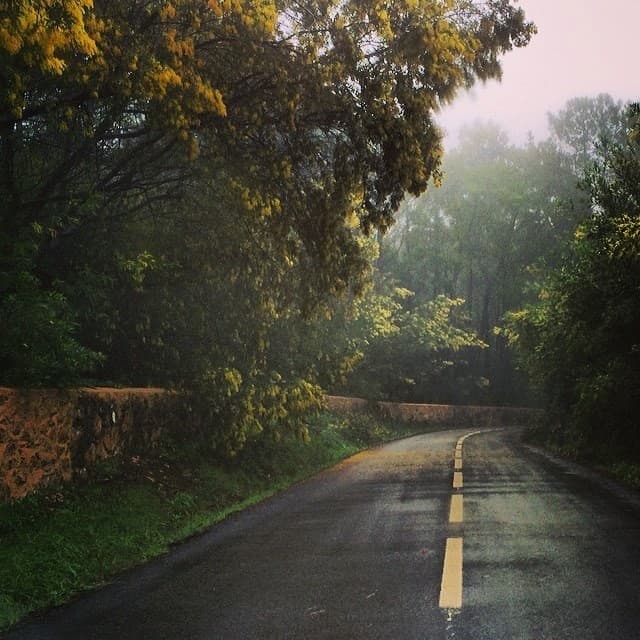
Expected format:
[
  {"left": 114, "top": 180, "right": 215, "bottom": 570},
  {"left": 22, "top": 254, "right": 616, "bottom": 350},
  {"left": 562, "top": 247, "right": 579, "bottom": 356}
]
[{"left": 1, "top": 0, "right": 638, "bottom": 464}]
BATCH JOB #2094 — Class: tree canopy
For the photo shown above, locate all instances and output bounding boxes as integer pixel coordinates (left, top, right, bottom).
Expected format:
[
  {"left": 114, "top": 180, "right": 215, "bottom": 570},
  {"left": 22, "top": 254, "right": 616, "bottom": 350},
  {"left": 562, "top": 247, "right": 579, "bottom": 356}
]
[{"left": 0, "top": 0, "right": 535, "bottom": 453}]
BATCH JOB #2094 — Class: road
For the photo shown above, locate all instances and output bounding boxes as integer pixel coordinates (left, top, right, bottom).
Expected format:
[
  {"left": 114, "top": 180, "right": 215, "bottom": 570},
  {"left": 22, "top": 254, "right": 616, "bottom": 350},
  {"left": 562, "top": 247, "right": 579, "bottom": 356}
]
[{"left": 5, "top": 428, "right": 640, "bottom": 639}]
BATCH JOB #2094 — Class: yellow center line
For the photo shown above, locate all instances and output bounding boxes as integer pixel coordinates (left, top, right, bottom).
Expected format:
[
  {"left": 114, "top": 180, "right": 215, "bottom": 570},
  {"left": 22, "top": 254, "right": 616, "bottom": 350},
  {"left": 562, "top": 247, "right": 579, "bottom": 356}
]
[
  {"left": 437, "top": 431, "right": 484, "bottom": 610},
  {"left": 449, "top": 494, "right": 463, "bottom": 523},
  {"left": 439, "top": 537, "right": 463, "bottom": 609}
]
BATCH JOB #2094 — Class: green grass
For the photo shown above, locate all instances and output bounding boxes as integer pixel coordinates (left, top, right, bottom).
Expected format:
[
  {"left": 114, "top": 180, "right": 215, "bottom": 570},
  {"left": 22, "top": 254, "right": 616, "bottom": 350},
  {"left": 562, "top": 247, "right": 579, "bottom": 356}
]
[
  {"left": 0, "top": 483, "right": 170, "bottom": 628},
  {"left": 0, "top": 411, "right": 434, "bottom": 631}
]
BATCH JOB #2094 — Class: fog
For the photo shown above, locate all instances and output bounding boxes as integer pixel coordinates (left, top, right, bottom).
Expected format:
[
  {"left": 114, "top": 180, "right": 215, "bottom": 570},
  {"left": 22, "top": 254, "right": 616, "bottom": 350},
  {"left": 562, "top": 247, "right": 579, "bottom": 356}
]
[{"left": 437, "top": 0, "right": 640, "bottom": 148}]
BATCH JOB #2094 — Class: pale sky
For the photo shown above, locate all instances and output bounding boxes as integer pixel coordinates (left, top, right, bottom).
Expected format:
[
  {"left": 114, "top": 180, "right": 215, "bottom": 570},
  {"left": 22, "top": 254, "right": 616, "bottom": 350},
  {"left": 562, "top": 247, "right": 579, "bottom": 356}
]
[{"left": 437, "top": 0, "right": 640, "bottom": 148}]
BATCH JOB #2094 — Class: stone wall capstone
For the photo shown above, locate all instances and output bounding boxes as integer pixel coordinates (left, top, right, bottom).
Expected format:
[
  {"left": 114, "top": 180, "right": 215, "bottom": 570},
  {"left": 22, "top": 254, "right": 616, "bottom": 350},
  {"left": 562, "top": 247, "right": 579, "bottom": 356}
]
[{"left": 326, "top": 395, "right": 541, "bottom": 427}]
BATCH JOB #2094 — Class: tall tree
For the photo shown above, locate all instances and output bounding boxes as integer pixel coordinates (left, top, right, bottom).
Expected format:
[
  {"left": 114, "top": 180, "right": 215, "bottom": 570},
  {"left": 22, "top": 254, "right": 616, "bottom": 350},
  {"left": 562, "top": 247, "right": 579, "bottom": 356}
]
[
  {"left": 548, "top": 93, "right": 630, "bottom": 176},
  {"left": 1, "top": 0, "right": 535, "bottom": 384},
  {"left": 505, "top": 103, "right": 640, "bottom": 459},
  {"left": 0, "top": 0, "right": 535, "bottom": 450}
]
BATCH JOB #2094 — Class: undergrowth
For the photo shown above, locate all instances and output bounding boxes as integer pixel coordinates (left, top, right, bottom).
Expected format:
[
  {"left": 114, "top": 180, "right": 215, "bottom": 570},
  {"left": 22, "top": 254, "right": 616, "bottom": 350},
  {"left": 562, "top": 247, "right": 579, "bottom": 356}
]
[{"left": 522, "top": 418, "right": 640, "bottom": 491}]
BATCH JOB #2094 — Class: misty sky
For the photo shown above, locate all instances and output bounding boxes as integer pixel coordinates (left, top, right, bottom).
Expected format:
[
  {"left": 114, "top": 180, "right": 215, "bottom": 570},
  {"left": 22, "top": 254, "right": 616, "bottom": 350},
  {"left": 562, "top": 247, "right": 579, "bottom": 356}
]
[{"left": 437, "top": 0, "right": 640, "bottom": 148}]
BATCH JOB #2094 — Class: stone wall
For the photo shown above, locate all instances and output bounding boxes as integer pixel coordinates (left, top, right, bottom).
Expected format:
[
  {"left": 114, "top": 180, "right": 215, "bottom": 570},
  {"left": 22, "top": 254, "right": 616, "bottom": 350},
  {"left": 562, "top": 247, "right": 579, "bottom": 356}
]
[
  {"left": 0, "top": 387, "right": 185, "bottom": 501},
  {"left": 326, "top": 395, "right": 541, "bottom": 427},
  {"left": 1, "top": 388, "right": 540, "bottom": 502}
]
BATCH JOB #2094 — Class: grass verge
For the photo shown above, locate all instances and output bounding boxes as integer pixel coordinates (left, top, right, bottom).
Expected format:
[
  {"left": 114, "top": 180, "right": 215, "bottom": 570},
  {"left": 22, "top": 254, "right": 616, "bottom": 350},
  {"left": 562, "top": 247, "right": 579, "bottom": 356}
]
[
  {"left": 522, "top": 422, "right": 640, "bottom": 491},
  {"left": 0, "top": 410, "right": 435, "bottom": 631}
]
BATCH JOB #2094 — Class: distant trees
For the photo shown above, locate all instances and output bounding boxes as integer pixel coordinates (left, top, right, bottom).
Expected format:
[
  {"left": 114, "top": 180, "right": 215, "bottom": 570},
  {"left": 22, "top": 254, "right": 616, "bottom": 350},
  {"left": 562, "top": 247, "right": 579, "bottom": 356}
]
[
  {"left": 379, "top": 121, "right": 588, "bottom": 403},
  {"left": 0, "top": 0, "right": 534, "bottom": 454},
  {"left": 346, "top": 289, "right": 487, "bottom": 403},
  {"left": 331, "top": 286, "right": 487, "bottom": 403},
  {"left": 336, "top": 91, "right": 640, "bottom": 459},
  {"left": 548, "top": 93, "right": 630, "bottom": 175},
  {"left": 372, "top": 94, "right": 636, "bottom": 413}
]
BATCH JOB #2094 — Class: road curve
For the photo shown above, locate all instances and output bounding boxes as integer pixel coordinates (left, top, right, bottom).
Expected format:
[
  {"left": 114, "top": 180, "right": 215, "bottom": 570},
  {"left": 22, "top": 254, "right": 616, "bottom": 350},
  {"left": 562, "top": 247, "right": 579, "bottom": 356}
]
[{"left": 5, "top": 428, "right": 640, "bottom": 639}]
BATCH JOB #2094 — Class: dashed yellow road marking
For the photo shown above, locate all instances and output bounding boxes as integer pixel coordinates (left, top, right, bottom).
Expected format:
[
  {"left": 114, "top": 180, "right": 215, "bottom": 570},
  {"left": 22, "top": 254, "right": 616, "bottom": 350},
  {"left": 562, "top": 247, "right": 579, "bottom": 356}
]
[
  {"left": 438, "top": 431, "right": 488, "bottom": 610},
  {"left": 449, "top": 494, "right": 463, "bottom": 523},
  {"left": 439, "top": 537, "right": 463, "bottom": 608}
]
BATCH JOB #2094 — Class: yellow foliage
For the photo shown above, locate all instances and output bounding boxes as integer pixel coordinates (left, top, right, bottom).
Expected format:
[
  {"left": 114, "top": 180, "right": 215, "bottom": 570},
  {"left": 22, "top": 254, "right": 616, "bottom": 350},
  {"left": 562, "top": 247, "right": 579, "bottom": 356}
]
[
  {"left": 143, "top": 65, "right": 183, "bottom": 98},
  {"left": 0, "top": 25, "right": 21, "bottom": 53},
  {"left": 160, "top": 3, "right": 177, "bottom": 20},
  {"left": 0, "top": 0, "right": 98, "bottom": 73}
]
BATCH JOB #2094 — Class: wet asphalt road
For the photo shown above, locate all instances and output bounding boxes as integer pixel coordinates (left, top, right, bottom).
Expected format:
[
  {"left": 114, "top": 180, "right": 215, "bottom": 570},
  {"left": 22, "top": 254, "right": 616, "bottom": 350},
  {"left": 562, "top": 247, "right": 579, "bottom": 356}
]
[{"left": 5, "top": 428, "right": 640, "bottom": 639}]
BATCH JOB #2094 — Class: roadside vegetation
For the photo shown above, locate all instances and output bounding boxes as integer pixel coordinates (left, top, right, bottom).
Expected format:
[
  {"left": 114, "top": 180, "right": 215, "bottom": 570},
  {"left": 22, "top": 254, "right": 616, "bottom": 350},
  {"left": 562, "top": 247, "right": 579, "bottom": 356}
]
[
  {"left": 0, "top": 410, "right": 437, "bottom": 631},
  {"left": 504, "top": 103, "right": 640, "bottom": 474},
  {"left": 522, "top": 419, "right": 640, "bottom": 493}
]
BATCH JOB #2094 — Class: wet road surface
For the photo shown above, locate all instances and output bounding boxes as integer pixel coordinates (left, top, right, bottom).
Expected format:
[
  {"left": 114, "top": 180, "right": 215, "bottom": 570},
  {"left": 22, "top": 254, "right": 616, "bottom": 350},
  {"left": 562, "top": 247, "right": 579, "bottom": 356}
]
[
  {"left": 461, "top": 431, "right": 640, "bottom": 639},
  {"left": 5, "top": 428, "right": 640, "bottom": 639}
]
